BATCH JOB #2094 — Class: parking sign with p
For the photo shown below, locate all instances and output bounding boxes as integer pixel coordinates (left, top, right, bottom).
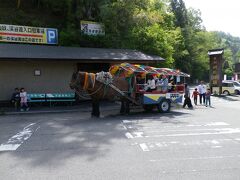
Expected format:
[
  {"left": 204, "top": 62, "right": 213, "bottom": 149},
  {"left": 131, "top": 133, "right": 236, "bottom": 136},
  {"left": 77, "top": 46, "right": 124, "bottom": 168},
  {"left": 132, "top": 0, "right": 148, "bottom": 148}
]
[{"left": 47, "top": 29, "right": 58, "bottom": 44}]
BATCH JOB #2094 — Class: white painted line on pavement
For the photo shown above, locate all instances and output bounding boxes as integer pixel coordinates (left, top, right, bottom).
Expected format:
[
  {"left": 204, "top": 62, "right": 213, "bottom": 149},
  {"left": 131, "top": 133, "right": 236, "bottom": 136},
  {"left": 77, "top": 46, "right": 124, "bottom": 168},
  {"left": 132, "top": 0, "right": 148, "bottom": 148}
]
[
  {"left": 122, "top": 120, "right": 132, "bottom": 123},
  {"left": 125, "top": 132, "right": 134, "bottom": 139},
  {"left": 0, "top": 123, "right": 39, "bottom": 151},
  {"left": 139, "top": 143, "right": 150, "bottom": 152},
  {"left": 211, "top": 140, "right": 220, "bottom": 144},
  {"left": 205, "top": 122, "right": 229, "bottom": 126},
  {"left": 122, "top": 125, "right": 128, "bottom": 130},
  {"left": 130, "top": 128, "right": 240, "bottom": 138},
  {"left": 188, "top": 122, "right": 229, "bottom": 127},
  {"left": 125, "top": 122, "right": 230, "bottom": 130},
  {"left": 211, "top": 146, "right": 222, "bottom": 148},
  {"left": 139, "top": 138, "right": 238, "bottom": 149},
  {"left": 129, "top": 128, "right": 235, "bottom": 134},
  {"left": 150, "top": 155, "right": 240, "bottom": 162},
  {"left": 133, "top": 132, "right": 143, "bottom": 138}
]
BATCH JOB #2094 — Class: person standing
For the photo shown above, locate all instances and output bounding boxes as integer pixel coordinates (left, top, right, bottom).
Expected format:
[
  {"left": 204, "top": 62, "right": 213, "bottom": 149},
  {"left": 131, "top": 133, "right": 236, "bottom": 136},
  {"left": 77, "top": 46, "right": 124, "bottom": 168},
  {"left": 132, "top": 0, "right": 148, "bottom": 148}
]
[
  {"left": 205, "top": 88, "right": 211, "bottom": 107},
  {"left": 198, "top": 81, "right": 206, "bottom": 105},
  {"left": 183, "top": 84, "right": 193, "bottom": 109},
  {"left": 192, "top": 88, "right": 199, "bottom": 105},
  {"left": 20, "top": 88, "right": 29, "bottom": 111}
]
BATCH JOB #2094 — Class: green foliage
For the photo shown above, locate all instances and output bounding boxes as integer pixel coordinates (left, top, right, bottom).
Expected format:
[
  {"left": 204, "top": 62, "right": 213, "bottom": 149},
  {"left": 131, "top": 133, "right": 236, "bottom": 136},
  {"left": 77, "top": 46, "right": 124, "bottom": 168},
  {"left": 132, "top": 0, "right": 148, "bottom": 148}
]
[{"left": 0, "top": 0, "right": 240, "bottom": 81}]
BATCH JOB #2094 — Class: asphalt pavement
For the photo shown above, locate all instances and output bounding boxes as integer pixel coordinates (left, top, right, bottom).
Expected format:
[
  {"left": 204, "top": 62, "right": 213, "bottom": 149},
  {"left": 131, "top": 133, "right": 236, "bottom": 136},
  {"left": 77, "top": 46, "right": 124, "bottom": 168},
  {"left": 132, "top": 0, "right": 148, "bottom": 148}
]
[
  {"left": 0, "top": 94, "right": 240, "bottom": 180},
  {"left": 0, "top": 100, "right": 121, "bottom": 115}
]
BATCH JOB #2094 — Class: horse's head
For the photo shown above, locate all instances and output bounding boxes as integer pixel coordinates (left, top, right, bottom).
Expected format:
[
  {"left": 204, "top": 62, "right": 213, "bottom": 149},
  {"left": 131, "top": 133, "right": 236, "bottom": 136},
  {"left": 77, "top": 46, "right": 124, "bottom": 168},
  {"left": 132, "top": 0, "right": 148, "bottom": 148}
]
[{"left": 69, "top": 71, "right": 86, "bottom": 90}]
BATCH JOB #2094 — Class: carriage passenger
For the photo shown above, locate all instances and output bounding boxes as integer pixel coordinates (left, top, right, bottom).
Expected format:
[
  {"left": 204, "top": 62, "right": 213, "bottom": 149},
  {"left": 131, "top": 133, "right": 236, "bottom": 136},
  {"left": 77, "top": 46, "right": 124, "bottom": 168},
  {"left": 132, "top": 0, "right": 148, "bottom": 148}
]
[
  {"left": 153, "top": 75, "right": 159, "bottom": 85},
  {"left": 168, "top": 80, "right": 175, "bottom": 92},
  {"left": 156, "top": 75, "right": 163, "bottom": 86},
  {"left": 136, "top": 75, "right": 145, "bottom": 90},
  {"left": 145, "top": 74, "right": 156, "bottom": 92},
  {"left": 157, "top": 75, "right": 168, "bottom": 92}
]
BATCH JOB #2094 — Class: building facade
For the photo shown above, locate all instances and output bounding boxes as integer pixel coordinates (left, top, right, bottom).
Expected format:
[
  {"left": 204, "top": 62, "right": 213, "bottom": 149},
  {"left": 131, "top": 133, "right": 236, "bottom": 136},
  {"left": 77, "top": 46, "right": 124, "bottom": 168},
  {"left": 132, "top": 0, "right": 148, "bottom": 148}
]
[{"left": 0, "top": 44, "right": 164, "bottom": 101}]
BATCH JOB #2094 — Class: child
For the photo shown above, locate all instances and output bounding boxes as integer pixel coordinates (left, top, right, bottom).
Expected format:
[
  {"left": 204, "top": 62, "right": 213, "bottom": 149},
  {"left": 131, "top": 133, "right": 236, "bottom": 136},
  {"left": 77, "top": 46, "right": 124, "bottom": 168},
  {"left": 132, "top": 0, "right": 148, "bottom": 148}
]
[
  {"left": 192, "top": 88, "right": 199, "bottom": 105},
  {"left": 20, "top": 88, "right": 29, "bottom": 111},
  {"left": 205, "top": 88, "right": 211, "bottom": 107}
]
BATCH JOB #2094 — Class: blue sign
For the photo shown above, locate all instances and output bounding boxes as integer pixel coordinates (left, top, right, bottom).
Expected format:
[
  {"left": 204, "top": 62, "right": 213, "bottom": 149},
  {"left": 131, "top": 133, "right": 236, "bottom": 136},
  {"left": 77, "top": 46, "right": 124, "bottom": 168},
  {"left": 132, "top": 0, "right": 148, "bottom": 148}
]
[{"left": 47, "top": 28, "right": 58, "bottom": 44}]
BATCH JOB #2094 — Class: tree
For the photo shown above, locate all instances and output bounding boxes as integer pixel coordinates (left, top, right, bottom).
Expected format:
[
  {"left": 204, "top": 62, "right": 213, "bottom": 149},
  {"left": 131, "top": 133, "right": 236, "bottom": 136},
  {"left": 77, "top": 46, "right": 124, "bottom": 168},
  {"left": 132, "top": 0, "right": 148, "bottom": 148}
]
[{"left": 17, "top": 0, "right": 21, "bottom": 9}]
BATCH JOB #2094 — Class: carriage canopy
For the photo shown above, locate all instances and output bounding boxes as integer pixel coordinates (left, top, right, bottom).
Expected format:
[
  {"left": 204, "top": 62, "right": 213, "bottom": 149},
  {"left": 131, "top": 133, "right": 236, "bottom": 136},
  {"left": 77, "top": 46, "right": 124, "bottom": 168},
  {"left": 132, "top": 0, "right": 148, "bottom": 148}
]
[{"left": 109, "top": 63, "right": 190, "bottom": 78}]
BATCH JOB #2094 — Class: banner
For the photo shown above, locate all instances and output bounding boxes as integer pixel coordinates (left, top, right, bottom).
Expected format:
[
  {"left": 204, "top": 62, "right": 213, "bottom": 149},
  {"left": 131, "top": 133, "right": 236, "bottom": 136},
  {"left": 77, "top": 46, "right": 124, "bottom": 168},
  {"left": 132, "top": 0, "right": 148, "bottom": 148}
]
[
  {"left": 80, "top": 21, "right": 105, "bottom": 36},
  {"left": 0, "top": 24, "right": 58, "bottom": 44}
]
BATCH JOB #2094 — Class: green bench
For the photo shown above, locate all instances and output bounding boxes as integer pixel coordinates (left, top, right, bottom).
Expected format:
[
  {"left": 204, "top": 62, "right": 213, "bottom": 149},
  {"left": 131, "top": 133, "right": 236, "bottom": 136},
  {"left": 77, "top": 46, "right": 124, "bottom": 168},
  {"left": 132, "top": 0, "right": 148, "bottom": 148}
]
[
  {"left": 27, "top": 93, "right": 75, "bottom": 106},
  {"left": 27, "top": 93, "right": 46, "bottom": 103},
  {"left": 46, "top": 93, "right": 76, "bottom": 106}
]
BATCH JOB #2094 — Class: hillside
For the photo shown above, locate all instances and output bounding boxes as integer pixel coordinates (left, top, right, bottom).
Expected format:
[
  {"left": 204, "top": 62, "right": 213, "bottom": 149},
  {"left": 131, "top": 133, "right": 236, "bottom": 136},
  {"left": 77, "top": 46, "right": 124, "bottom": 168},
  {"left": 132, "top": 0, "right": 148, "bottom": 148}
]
[{"left": 1, "top": 0, "right": 240, "bottom": 80}]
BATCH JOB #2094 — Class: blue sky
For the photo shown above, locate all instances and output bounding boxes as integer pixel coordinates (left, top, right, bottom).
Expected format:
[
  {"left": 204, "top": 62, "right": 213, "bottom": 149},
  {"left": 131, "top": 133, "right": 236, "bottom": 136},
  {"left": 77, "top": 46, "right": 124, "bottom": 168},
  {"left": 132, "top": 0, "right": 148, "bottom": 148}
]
[{"left": 184, "top": 0, "right": 240, "bottom": 37}]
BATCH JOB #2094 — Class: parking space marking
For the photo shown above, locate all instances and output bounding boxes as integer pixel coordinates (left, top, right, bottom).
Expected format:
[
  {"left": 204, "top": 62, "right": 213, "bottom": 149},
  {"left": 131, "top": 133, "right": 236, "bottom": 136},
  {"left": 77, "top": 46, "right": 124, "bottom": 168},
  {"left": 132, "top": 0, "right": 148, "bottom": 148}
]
[
  {"left": 125, "top": 132, "right": 134, "bottom": 139},
  {"left": 0, "top": 123, "right": 39, "bottom": 151},
  {"left": 143, "top": 128, "right": 240, "bottom": 138},
  {"left": 139, "top": 138, "right": 239, "bottom": 151},
  {"left": 150, "top": 155, "right": 240, "bottom": 162},
  {"left": 139, "top": 143, "right": 150, "bottom": 151}
]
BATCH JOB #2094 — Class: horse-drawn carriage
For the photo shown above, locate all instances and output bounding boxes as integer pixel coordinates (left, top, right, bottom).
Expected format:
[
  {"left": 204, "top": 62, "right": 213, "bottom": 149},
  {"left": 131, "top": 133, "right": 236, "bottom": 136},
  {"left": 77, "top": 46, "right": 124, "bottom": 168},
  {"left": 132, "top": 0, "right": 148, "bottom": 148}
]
[
  {"left": 70, "top": 63, "right": 190, "bottom": 117},
  {"left": 109, "top": 63, "right": 190, "bottom": 112}
]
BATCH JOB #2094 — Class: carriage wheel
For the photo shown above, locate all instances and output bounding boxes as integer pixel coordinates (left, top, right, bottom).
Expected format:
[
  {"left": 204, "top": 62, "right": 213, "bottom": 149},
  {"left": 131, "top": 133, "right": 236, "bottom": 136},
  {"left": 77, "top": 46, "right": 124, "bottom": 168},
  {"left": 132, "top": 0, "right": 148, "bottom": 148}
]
[
  {"left": 157, "top": 99, "right": 170, "bottom": 113},
  {"left": 143, "top": 105, "right": 154, "bottom": 112}
]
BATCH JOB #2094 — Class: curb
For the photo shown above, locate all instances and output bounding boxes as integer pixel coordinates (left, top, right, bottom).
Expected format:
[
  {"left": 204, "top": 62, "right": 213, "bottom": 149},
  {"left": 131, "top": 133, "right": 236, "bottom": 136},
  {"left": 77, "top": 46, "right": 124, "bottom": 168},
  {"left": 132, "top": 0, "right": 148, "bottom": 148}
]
[{"left": 1, "top": 106, "right": 121, "bottom": 116}]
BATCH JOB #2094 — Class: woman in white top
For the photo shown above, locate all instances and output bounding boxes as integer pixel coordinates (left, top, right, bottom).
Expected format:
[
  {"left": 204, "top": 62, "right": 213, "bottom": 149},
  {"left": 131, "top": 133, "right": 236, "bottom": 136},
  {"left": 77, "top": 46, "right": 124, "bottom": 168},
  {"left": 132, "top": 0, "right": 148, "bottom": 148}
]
[{"left": 146, "top": 75, "right": 156, "bottom": 92}]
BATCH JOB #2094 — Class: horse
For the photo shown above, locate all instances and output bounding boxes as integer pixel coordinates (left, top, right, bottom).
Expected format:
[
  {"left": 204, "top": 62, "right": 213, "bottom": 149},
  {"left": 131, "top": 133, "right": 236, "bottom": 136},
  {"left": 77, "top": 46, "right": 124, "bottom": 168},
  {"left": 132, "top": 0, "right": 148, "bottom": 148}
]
[{"left": 70, "top": 71, "right": 133, "bottom": 117}]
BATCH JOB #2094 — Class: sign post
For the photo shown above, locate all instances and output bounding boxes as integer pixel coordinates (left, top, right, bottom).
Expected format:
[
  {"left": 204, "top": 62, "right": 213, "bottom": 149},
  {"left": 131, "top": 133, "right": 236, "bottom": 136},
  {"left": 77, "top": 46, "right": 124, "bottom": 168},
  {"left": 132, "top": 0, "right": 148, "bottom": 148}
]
[{"left": 208, "top": 49, "right": 224, "bottom": 94}]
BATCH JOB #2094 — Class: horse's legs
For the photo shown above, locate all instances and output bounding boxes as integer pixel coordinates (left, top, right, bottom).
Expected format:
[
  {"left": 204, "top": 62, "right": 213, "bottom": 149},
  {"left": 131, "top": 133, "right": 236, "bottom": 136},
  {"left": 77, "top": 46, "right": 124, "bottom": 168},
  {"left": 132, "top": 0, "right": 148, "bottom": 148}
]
[
  {"left": 120, "top": 99, "right": 130, "bottom": 115},
  {"left": 125, "top": 100, "right": 130, "bottom": 114},
  {"left": 92, "top": 100, "right": 100, "bottom": 117},
  {"left": 120, "top": 99, "right": 125, "bottom": 114}
]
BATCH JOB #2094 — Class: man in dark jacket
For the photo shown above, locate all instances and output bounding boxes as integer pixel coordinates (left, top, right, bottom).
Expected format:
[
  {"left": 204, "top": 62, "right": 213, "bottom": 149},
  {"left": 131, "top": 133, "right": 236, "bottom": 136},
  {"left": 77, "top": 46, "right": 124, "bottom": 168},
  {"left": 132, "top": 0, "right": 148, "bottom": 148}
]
[
  {"left": 183, "top": 84, "right": 193, "bottom": 109},
  {"left": 11, "top": 88, "right": 20, "bottom": 110}
]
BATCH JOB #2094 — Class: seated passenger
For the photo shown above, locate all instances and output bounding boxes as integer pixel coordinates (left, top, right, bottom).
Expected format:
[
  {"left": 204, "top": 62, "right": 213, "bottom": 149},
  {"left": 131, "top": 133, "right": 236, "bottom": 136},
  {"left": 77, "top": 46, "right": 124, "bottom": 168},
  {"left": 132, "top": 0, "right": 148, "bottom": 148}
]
[
  {"left": 168, "top": 80, "right": 175, "bottom": 92},
  {"left": 136, "top": 75, "right": 145, "bottom": 90},
  {"left": 158, "top": 75, "right": 168, "bottom": 92},
  {"left": 153, "top": 75, "right": 159, "bottom": 85},
  {"left": 145, "top": 75, "right": 156, "bottom": 92}
]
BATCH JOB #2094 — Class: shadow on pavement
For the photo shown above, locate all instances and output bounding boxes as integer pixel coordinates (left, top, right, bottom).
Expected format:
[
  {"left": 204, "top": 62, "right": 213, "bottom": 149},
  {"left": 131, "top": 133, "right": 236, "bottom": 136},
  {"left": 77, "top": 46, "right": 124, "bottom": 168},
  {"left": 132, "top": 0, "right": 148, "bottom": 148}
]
[
  {"left": 212, "top": 94, "right": 239, "bottom": 101},
  {"left": 0, "top": 101, "right": 192, "bottom": 168}
]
